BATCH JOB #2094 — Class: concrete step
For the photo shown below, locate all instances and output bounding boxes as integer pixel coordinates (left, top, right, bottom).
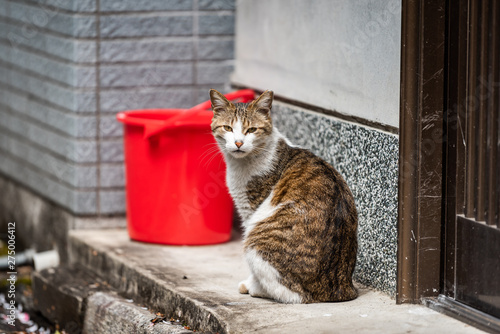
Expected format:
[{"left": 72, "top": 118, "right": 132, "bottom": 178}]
[
  {"left": 85, "top": 292, "right": 195, "bottom": 334},
  {"left": 59, "top": 229, "right": 485, "bottom": 334},
  {"left": 32, "top": 265, "right": 111, "bottom": 330},
  {"left": 33, "top": 265, "right": 194, "bottom": 333}
]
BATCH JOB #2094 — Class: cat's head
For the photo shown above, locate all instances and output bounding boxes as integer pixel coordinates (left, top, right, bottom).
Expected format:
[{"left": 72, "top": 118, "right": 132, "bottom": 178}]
[{"left": 210, "top": 89, "right": 274, "bottom": 159}]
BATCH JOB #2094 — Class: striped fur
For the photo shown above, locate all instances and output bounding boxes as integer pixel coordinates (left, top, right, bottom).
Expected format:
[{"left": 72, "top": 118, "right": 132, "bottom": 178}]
[{"left": 210, "top": 89, "right": 358, "bottom": 303}]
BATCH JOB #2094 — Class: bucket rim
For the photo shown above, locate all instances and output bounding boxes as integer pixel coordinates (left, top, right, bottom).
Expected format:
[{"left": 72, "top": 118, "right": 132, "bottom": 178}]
[
  {"left": 116, "top": 108, "right": 190, "bottom": 125},
  {"left": 116, "top": 108, "right": 214, "bottom": 138}
]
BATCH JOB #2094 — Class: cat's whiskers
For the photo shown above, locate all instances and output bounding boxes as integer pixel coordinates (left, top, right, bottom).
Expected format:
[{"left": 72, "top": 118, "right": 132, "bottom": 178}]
[
  {"left": 200, "top": 142, "right": 220, "bottom": 159},
  {"left": 200, "top": 143, "right": 225, "bottom": 168},
  {"left": 202, "top": 147, "right": 221, "bottom": 163}
]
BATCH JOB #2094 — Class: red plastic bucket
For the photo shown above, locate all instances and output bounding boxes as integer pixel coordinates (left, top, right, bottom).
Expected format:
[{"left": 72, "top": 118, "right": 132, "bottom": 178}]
[
  {"left": 116, "top": 108, "right": 233, "bottom": 245},
  {"left": 116, "top": 90, "right": 255, "bottom": 245}
]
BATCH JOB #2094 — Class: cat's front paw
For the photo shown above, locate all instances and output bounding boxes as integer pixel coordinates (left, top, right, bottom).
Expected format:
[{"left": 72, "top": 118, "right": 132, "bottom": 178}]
[{"left": 238, "top": 280, "right": 249, "bottom": 294}]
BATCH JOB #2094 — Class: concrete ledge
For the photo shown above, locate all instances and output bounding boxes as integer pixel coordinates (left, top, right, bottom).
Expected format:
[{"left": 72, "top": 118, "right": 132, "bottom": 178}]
[
  {"left": 67, "top": 229, "right": 484, "bottom": 333},
  {"left": 85, "top": 292, "right": 194, "bottom": 334},
  {"left": 32, "top": 265, "right": 112, "bottom": 330},
  {"left": 32, "top": 265, "right": 196, "bottom": 333}
]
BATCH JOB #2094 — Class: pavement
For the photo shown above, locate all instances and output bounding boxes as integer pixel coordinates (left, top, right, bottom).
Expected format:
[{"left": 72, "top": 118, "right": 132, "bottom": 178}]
[{"left": 34, "top": 229, "right": 485, "bottom": 333}]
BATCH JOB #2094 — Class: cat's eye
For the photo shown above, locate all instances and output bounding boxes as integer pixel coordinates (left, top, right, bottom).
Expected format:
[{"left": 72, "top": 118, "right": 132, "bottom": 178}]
[
  {"left": 246, "top": 127, "right": 257, "bottom": 134},
  {"left": 223, "top": 125, "right": 233, "bottom": 132}
]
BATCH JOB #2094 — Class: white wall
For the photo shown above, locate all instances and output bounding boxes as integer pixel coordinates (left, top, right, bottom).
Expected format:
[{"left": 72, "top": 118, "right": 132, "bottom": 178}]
[{"left": 232, "top": 0, "right": 401, "bottom": 128}]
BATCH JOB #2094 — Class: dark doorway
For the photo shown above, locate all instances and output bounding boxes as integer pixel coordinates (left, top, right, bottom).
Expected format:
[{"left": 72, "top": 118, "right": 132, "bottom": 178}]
[
  {"left": 398, "top": 0, "right": 500, "bottom": 331},
  {"left": 443, "top": 0, "right": 500, "bottom": 321}
]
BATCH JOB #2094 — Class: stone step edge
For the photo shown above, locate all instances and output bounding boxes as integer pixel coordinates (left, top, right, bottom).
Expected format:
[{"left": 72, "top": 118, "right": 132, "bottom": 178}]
[
  {"left": 32, "top": 265, "right": 195, "bottom": 333},
  {"left": 86, "top": 292, "right": 196, "bottom": 334},
  {"left": 67, "top": 231, "right": 228, "bottom": 334}
]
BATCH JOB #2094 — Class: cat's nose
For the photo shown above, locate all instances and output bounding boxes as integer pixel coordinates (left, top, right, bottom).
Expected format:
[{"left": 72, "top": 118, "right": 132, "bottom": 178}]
[{"left": 235, "top": 141, "right": 243, "bottom": 148}]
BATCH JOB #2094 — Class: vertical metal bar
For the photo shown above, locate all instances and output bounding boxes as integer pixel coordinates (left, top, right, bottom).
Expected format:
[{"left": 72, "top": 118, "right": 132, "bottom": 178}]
[
  {"left": 498, "top": 43, "right": 500, "bottom": 230},
  {"left": 465, "top": 0, "right": 478, "bottom": 218},
  {"left": 496, "top": 0, "right": 500, "bottom": 229},
  {"left": 487, "top": 0, "right": 499, "bottom": 227},
  {"left": 455, "top": 0, "right": 469, "bottom": 216},
  {"left": 498, "top": 76, "right": 500, "bottom": 228},
  {"left": 444, "top": 0, "right": 469, "bottom": 298},
  {"left": 475, "top": 1, "right": 489, "bottom": 222}
]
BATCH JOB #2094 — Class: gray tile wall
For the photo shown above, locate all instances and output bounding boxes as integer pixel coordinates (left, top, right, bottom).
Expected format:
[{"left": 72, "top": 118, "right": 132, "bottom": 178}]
[
  {"left": 272, "top": 102, "right": 399, "bottom": 297},
  {"left": 0, "top": 0, "right": 235, "bottom": 215}
]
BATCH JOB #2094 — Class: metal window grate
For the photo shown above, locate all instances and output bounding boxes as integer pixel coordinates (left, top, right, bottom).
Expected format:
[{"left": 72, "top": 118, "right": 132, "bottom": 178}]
[{"left": 461, "top": 0, "right": 500, "bottom": 227}]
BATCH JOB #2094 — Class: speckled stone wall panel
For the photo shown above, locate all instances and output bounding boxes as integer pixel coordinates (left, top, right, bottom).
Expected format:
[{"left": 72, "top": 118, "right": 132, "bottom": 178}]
[{"left": 272, "top": 102, "right": 399, "bottom": 297}]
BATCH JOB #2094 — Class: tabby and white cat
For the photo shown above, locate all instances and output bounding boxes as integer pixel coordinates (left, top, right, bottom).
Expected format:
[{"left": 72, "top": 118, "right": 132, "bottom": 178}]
[{"left": 210, "top": 89, "right": 358, "bottom": 303}]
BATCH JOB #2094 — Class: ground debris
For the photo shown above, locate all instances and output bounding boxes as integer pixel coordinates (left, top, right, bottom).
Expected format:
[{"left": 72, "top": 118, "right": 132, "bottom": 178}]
[
  {"left": 0, "top": 266, "right": 55, "bottom": 333},
  {"left": 149, "top": 313, "right": 205, "bottom": 332},
  {"left": 150, "top": 313, "right": 167, "bottom": 324}
]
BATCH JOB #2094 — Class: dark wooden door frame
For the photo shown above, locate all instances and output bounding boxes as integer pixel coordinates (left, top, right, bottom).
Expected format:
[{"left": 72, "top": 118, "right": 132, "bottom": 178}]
[{"left": 397, "top": 0, "right": 446, "bottom": 304}]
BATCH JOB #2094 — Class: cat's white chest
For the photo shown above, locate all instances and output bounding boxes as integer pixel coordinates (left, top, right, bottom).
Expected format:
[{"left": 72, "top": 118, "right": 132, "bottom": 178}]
[
  {"left": 226, "top": 170, "right": 254, "bottom": 221},
  {"left": 227, "top": 171, "right": 281, "bottom": 238},
  {"left": 223, "top": 128, "right": 282, "bottom": 223}
]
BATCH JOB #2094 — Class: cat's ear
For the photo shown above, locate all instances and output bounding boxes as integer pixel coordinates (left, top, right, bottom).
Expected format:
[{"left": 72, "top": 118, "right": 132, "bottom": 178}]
[
  {"left": 250, "top": 90, "right": 274, "bottom": 116},
  {"left": 210, "top": 89, "right": 233, "bottom": 114}
]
